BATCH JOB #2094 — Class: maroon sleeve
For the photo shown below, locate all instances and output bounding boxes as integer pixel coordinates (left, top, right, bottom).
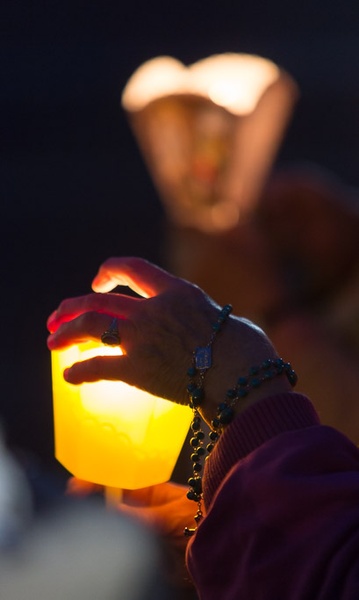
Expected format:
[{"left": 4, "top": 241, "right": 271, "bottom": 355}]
[{"left": 186, "top": 393, "right": 359, "bottom": 600}]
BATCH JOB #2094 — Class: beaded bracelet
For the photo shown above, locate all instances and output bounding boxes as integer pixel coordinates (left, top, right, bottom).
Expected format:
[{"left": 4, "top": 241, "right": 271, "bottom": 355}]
[{"left": 185, "top": 331, "right": 297, "bottom": 536}]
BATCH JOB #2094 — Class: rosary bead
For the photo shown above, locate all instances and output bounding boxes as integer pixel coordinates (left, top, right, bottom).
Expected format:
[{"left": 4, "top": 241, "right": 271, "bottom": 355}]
[
  {"left": 190, "top": 436, "right": 201, "bottom": 448},
  {"left": 194, "top": 512, "right": 203, "bottom": 523},
  {"left": 238, "top": 388, "right": 248, "bottom": 398},
  {"left": 251, "top": 377, "right": 261, "bottom": 388},
  {"left": 190, "top": 387, "right": 204, "bottom": 406},
  {"left": 262, "top": 359, "right": 273, "bottom": 369},
  {"left": 188, "top": 477, "right": 202, "bottom": 494},
  {"left": 191, "top": 418, "right": 201, "bottom": 432},
  {"left": 187, "top": 490, "right": 199, "bottom": 501},
  {"left": 218, "top": 406, "right": 235, "bottom": 425},
  {"left": 191, "top": 452, "right": 201, "bottom": 463},
  {"left": 187, "top": 366, "right": 197, "bottom": 377},
  {"left": 211, "top": 417, "right": 220, "bottom": 429},
  {"left": 263, "top": 370, "right": 275, "bottom": 380},
  {"left": 187, "top": 382, "right": 197, "bottom": 393}
]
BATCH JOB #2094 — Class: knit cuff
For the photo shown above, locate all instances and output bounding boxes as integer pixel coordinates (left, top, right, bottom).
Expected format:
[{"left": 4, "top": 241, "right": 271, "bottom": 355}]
[{"left": 203, "top": 392, "right": 320, "bottom": 508}]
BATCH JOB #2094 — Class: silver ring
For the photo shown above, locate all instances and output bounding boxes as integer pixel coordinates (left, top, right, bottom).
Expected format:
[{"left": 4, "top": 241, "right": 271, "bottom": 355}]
[{"left": 101, "top": 317, "right": 121, "bottom": 346}]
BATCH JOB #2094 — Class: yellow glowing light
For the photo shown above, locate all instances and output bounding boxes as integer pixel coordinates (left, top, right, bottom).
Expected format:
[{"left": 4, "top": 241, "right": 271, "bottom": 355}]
[
  {"left": 121, "top": 53, "right": 298, "bottom": 233},
  {"left": 121, "top": 56, "right": 188, "bottom": 111},
  {"left": 190, "top": 54, "right": 280, "bottom": 115},
  {"left": 122, "top": 53, "right": 280, "bottom": 116},
  {"left": 51, "top": 342, "right": 192, "bottom": 490}
]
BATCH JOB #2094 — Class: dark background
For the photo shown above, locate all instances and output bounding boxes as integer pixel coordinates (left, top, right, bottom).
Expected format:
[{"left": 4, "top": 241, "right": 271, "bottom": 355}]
[{"left": 2, "top": 0, "right": 359, "bottom": 475}]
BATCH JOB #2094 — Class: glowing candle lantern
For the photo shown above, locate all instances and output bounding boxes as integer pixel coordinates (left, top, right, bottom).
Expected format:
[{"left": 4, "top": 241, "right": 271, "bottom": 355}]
[
  {"left": 51, "top": 342, "right": 192, "bottom": 490},
  {"left": 121, "top": 53, "right": 299, "bottom": 233}
]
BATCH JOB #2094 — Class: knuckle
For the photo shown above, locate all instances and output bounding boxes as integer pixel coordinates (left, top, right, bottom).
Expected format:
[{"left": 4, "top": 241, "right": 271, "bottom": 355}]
[{"left": 57, "top": 297, "right": 72, "bottom": 315}]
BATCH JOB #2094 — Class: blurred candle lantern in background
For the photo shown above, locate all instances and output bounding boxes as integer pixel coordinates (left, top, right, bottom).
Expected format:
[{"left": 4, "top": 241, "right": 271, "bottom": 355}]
[
  {"left": 121, "top": 53, "right": 299, "bottom": 233},
  {"left": 51, "top": 342, "right": 192, "bottom": 495}
]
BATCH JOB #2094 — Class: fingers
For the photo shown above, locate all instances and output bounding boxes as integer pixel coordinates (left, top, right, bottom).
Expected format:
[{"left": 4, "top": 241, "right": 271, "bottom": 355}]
[
  {"left": 118, "top": 494, "right": 193, "bottom": 539},
  {"left": 91, "top": 257, "right": 178, "bottom": 297},
  {"left": 48, "top": 311, "right": 127, "bottom": 349},
  {"left": 124, "top": 482, "right": 187, "bottom": 507},
  {"left": 47, "top": 258, "right": 178, "bottom": 333},
  {"left": 47, "top": 292, "right": 142, "bottom": 333},
  {"left": 66, "top": 477, "right": 103, "bottom": 497},
  {"left": 63, "top": 355, "right": 136, "bottom": 386}
]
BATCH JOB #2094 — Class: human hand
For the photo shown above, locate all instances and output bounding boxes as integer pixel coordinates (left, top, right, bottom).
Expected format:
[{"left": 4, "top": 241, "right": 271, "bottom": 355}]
[
  {"left": 47, "top": 257, "right": 289, "bottom": 423},
  {"left": 47, "top": 257, "right": 221, "bottom": 405},
  {"left": 67, "top": 477, "right": 191, "bottom": 540}
]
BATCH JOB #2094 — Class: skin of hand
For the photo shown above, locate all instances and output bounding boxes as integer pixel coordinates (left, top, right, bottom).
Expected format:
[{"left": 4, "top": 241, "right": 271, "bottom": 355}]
[
  {"left": 67, "top": 477, "right": 190, "bottom": 538},
  {"left": 47, "top": 257, "right": 292, "bottom": 426}
]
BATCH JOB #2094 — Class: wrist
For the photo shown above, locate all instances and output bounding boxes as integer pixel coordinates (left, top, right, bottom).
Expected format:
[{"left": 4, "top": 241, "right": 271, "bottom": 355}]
[
  {"left": 203, "top": 355, "right": 296, "bottom": 430},
  {"left": 184, "top": 306, "right": 297, "bottom": 537},
  {"left": 201, "top": 314, "right": 288, "bottom": 422}
]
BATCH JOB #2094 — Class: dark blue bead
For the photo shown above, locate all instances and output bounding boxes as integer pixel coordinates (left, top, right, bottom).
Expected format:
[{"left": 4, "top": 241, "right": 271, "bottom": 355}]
[
  {"left": 191, "top": 387, "right": 204, "bottom": 407},
  {"left": 238, "top": 388, "right": 248, "bottom": 398},
  {"left": 249, "top": 365, "right": 259, "bottom": 375},
  {"left": 187, "top": 490, "right": 198, "bottom": 501},
  {"left": 194, "top": 513, "right": 203, "bottom": 523},
  {"left": 219, "top": 406, "right": 234, "bottom": 424},
  {"left": 190, "top": 437, "right": 200, "bottom": 448},
  {"left": 251, "top": 377, "right": 261, "bottom": 388},
  {"left": 238, "top": 376, "right": 248, "bottom": 386},
  {"left": 262, "top": 359, "right": 273, "bottom": 369},
  {"left": 211, "top": 417, "right": 220, "bottom": 429},
  {"left": 191, "top": 420, "right": 201, "bottom": 432},
  {"left": 192, "top": 478, "right": 202, "bottom": 493},
  {"left": 218, "top": 402, "right": 228, "bottom": 412},
  {"left": 287, "top": 369, "right": 298, "bottom": 385}
]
